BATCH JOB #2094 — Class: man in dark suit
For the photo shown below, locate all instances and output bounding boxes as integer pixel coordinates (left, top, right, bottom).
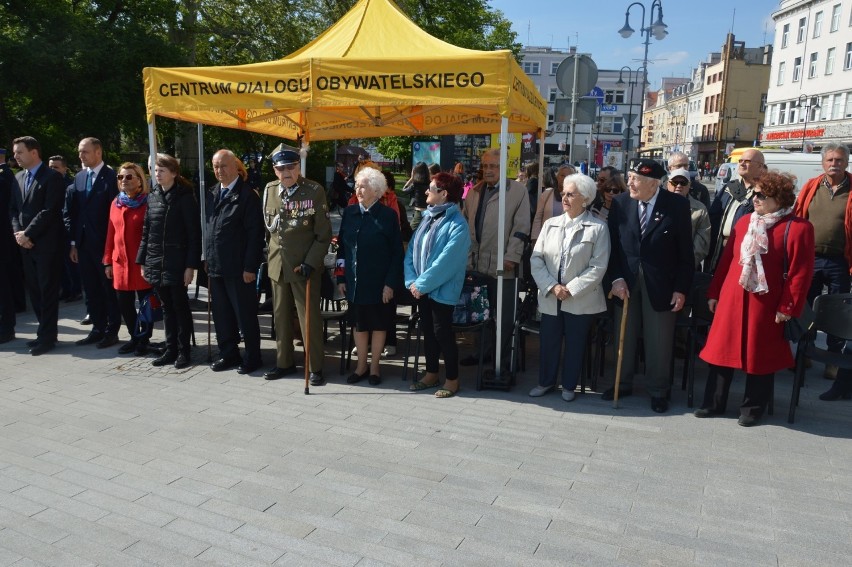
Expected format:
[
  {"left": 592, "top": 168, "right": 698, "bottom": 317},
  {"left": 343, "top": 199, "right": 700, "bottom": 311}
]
[
  {"left": 0, "top": 156, "right": 18, "bottom": 343},
  {"left": 10, "top": 136, "right": 67, "bottom": 355},
  {"left": 64, "top": 137, "right": 120, "bottom": 348},
  {"left": 606, "top": 159, "right": 694, "bottom": 413},
  {"left": 205, "top": 149, "right": 265, "bottom": 375}
]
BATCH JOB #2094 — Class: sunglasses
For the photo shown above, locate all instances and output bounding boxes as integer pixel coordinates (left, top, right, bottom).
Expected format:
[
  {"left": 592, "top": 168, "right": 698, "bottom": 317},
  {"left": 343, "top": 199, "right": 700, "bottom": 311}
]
[
  {"left": 752, "top": 191, "right": 769, "bottom": 201},
  {"left": 274, "top": 163, "right": 299, "bottom": 171},
  {"left": 427, "top": 185, "right": 445, "bottom": 193},
  {"left": 604, "top": 187, "right": 623, "bottom": 193},
  {"left": 668, "top": 179, "right": 689, "bottom": 187},
  {"left": 116, "top": 174, "right": 137, "bottom": 181}
]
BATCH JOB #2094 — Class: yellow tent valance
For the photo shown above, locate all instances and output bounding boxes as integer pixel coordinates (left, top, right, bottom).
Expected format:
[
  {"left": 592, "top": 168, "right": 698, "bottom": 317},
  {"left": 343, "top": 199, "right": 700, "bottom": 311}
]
[{"left": 142, "top": 0, "right": 546, "bottom": 141}]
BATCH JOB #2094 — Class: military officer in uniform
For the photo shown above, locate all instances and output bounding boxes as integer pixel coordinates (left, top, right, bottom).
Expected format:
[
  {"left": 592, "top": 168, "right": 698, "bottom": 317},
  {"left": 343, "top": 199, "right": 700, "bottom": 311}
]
[{"left": 262, "top": 147, "right": 332, "bottom": 384}]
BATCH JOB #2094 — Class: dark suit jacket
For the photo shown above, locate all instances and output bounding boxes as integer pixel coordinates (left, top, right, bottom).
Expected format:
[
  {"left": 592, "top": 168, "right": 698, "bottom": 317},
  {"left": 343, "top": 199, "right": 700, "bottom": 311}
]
[
  {"left": 10, "top": 163, "right": 66, "bottom": 257},
  {"left": 607, "top": 189, "right": 694, "bottom": 312},
  {"left": 64, "top": 165, "right": 118, "bottom": 251},
  {"left": 204, "top": 177, "right": 265, "bottom": 278}
]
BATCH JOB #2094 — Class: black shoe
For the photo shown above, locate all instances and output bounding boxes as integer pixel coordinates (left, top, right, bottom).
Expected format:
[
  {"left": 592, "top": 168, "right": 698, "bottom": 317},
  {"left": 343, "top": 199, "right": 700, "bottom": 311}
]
[
  {"left": 30, "top": 342, "right": 55, "bottom": 356},
  {"left": 368, "top": 374, "right": 382, "bottom": 386},
  {"left": 346, "top": 370, "right": 368, "bottom": 384},
  {"left": 819, "top": 383, "right": 852, "bottom": 401},
  {"left": 601, "top": 387, "right": 633, "bottom": 401},
  {"left": 76, "top": 332, "right": 104, "bottom": 346},
  {"left": 65, "top": 293, "right": 83, "bottom": 303},
  {"left": 134, "top": 341, "right": 149, "bottom": 356},
  {"left": 460, "top": 354, "right": 490, "bottom": 366},
  {"left": 118, "top": 342, "right": 137, "bottom": 354},
  {"left": 694, "top": 407, "right": 724, "bottom": 418},
  {"left": 96, "top": 335, "right": 119, "bottom": 349},
  {"left": 174, "top": 352, "right": 191, "bottom": 369},
  {"left": 211, "top": 356, "right": 242, "bottom": 372},
  {"left": 26, "top": 338, "right": 40, "bottom": 348},
  {"left": 738, "top": 414, "right": 759, "bottom": 427},
  {"left": 80, "top": 314, "right": 92, "bottom": 325},
  {"left": 152, "top": 352, "right": 178, "bottom": 366},
  {"left": 237, "top": 361, "right": 262, "bottom": 375},
  {"left": 257, "top": 299, "right": 273, "bottom": 313},
  {"left": 264, "top": 365, "right": 297, "bottom": 380},
  {"left": 309, "top": 372, "right": 325, "bottom": 386},
  {"left": 0, "top": 332, "right": 15, "bottom": 344},
  {"left": 651, "top": 397, "right": 668, "bottom": 413}
]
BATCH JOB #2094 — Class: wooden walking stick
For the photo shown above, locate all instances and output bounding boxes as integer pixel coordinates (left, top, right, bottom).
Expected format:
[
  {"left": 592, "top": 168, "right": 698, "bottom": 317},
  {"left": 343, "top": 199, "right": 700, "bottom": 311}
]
[
  {"left": 612, "top": 294, "right": 629, "bottom": 409},
  {"left": 304, "top": 275, "right": 312, "bottom": 395}
]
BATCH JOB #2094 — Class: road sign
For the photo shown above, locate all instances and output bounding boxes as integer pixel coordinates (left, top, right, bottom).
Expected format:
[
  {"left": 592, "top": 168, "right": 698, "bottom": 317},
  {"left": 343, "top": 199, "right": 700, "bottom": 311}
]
[
  {"left": 555, "top": 55, "right": 598, "bottom": 97},
  {"left": 600, "top": 104, "right": 618, "bottom": 115},
  {"left": 589, "top": 86, "right": 604, "bottom": 105}
]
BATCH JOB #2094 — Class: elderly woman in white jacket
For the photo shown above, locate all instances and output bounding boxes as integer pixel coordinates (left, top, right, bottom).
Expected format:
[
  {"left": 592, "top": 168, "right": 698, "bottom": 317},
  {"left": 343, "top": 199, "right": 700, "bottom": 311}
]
[{"left": 529, "top": 174, "right": 610, "bottom": 401}]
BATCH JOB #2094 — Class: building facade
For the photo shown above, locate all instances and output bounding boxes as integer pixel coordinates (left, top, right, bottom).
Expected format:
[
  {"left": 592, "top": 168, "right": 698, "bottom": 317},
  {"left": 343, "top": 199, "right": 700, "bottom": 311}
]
[{"left": 762, "top": 0, "right": 852, "bottom": 150}]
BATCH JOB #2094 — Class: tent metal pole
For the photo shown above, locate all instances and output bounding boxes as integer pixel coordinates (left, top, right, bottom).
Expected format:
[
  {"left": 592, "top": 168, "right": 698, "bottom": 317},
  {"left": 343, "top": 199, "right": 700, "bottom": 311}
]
[
  {"left": 197, "top": 123, "right": 207, "bottom": 250},
  {"left": 147, "top": 120, "right": 158, "bottom": 174},
  {"left": 495, "top": 116, "right": 509, "bottom": 376},
  {"left": 537, "top": 129, "right": 545, "bottom": 196}
]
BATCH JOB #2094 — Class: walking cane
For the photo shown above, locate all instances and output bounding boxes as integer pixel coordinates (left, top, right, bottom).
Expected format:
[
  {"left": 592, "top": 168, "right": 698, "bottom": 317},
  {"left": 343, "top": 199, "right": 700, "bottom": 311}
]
[
  {"left": 608, "top": 292, "right": 630, "bottom": 409},
  {"left": 304, "top": 275, "right": 312, "bottom": 395}
]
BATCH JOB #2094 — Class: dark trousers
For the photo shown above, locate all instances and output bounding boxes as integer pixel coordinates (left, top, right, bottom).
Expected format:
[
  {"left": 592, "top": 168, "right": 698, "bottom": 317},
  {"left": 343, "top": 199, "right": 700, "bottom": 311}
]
[
  {"left": 210, "top": 275, "right": 262, "bottom": 365},
  {"left": 0, "top": 244, "right": 16, "bottom": 334},
  {"left": 156, "top": 284, "right": 193, "bottom": 354},
  {"left": 79, "top": 243, "right": 121, "bottom": 336},
  {"left": 116, "top": 289, "right": 153, "bottom": 343},
  {"left": 21, "top": 248, "right": 62, "bottom": 343},
  {"left": 484, "top": 275, "right": 519, "bottom": 371},
  {"left": 419, "top": 297, "right": 458, "bottom": 380},
  {"left": 808, "top": 254, "right": 851, "bottom": 353},
  {"left": 539, "top": 310, "right": 593, "bottom": 391},
  {"left": 703, "top": 365, "right": 773, "bottom": 417}
]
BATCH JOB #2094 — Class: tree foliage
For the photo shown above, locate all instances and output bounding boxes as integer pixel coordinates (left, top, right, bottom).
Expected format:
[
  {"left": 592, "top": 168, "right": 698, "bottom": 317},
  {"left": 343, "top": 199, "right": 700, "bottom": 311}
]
[{"left": 1, "top": 0, "right": 518, "bottom": 168}]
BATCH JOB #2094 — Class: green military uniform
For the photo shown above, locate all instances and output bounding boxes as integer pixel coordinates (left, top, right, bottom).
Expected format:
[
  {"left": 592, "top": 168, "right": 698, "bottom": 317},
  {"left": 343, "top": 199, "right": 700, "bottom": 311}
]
[{"left": 263, "top": 176, "right": 332, "bottom": 371}]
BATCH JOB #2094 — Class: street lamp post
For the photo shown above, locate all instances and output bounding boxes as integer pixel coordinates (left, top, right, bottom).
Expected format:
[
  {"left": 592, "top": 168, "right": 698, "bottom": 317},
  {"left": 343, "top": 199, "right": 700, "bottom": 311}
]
[
  {"left": 617, "top": 65, "right": 647, "bottom": 173},
  {"left": 796, "top": 95, "right": 821, "bottom": 152},
  {"left": 618, "top": 0, "right": 668, "bottom": 159}
]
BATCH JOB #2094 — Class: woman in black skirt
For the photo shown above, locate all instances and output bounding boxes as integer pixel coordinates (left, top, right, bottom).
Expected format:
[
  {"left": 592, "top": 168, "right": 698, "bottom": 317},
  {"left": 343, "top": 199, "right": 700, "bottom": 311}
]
[{"left": 336, "top": 167, "right": 403, "bottom": 385}]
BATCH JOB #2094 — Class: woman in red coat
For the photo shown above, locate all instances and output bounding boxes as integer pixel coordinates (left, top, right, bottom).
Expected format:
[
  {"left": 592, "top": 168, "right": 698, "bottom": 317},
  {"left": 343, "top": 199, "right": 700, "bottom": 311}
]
[
  {"left": 697, "top": 171, "right": 814, "bottom": 426},
  {"left": 103, "top": 162, "right": 153, "bottom": 355}
]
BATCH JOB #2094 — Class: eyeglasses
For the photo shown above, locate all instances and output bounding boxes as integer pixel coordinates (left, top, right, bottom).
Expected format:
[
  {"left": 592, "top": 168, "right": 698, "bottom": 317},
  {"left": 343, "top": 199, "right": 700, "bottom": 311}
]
[
  {"left": 752, "top": 191, "right": 769, "bottom": 201},
  {"left": 668, "top": 179, "right": 690, "bottom": 187},
  {"left": 738, "top": 159, "right": 763, "bottom": 165},
  {"left": 481, "top": 163, "right": 500, "bottom": 170},
  {"left": 116, "top": 174, "right": 137, "bottom": 181},
  {"left": 274, "top": 163, "right": 299, "bottom": 171},
  {"left": 427, "top": 185, "right": 445, "bottom": 193},
  {"left": 671, "top": 163, "right": 689, "bottom": 169},
  {"left": 562, "top": 191, "right": 580, "bottom": 199}
]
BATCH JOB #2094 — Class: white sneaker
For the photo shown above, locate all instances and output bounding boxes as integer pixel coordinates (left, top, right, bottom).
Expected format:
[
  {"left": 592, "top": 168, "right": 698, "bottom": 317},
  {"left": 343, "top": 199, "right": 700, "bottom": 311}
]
[
  {"left": 351, "top": 346, "right": 358, "bottom": 356},
  {"left": 383, "top": 345, "right": 397, "bottom": 356},
  {"left": 562, "top": 389, "right": 576, "bottom": 402},
  {"left": 529, "top": 385, "right": 554, "bottom": 397}
]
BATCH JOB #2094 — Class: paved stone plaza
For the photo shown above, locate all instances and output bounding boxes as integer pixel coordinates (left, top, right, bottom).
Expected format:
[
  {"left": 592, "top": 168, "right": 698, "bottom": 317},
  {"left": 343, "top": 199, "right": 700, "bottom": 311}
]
[{"left": 1, "top": 296, "right": 851, "bottom": 566}]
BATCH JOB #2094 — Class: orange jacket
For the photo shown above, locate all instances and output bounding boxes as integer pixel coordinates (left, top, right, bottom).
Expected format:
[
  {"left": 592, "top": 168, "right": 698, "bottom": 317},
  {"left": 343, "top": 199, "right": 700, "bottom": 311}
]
[{"left": 793, "top": 172, "right": 852, "bottom": 274}]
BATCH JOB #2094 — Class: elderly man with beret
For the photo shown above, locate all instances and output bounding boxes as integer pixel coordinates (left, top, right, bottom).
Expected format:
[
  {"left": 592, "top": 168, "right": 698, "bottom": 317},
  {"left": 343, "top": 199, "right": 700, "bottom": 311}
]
[
  {"left": 261, "top": 148, "right": 332, "bottom": 384},
  {"left": 606, "top": 159, "right": 694, "bottom": 413}
]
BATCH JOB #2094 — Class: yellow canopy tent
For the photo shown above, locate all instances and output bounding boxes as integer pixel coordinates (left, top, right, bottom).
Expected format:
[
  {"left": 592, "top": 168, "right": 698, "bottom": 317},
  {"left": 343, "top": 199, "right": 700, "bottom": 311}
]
[
  {"left": 141, "top": 0, "right": 547, "bottom": 380},
  {"left": 142, "top": 0, "right": 545, "bottom": 141}
]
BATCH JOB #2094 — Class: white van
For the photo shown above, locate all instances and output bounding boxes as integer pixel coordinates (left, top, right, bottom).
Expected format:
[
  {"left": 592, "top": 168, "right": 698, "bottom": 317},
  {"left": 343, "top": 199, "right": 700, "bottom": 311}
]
[{"left": 729, "top": 151, "right": 852, "bottom": 195}]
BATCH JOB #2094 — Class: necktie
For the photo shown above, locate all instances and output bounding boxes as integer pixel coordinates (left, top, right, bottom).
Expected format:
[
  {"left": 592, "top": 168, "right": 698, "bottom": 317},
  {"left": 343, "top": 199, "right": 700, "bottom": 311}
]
[
  {"left": 24, "top": 171, "right": 33, "bottom": 197},
  {"left": 639, "top": 201, "right": 649, "bottom": 238},
  {"left": 86, "top": 170, "right": 94, "bottom": 195},
  {"left": 219, "top": 187, "right": 228, "bottom": 202}
]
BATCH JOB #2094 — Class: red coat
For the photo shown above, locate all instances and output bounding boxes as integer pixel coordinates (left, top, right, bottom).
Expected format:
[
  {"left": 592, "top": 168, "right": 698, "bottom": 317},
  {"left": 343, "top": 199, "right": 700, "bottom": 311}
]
[
  {"left": 103, "top": 199, "right": 150, "bottom": 291},
  {"left": 700, "top": 214, "right": 814, "bottom": 374}
]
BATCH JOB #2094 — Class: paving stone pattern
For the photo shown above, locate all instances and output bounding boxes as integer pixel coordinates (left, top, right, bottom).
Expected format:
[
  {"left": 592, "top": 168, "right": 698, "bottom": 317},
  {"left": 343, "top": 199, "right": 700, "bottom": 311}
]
[{"left": 1, "top": 289, "right": 851, "bottom": 566}]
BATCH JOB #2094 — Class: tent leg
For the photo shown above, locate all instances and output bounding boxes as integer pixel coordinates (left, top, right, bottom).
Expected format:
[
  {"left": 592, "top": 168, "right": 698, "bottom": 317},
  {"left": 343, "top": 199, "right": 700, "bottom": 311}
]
[
  {"left": 196, "top": 124, "right": 210, "bottom": 361},
  {"left": 495, "top": 116, "right": 509, "bottom": 377},
  {"left": 147, "top": 120, "right": 158, "bottom": 174},
  {"left": 537, "top": 129, "right": 545, "bottom": 196}
]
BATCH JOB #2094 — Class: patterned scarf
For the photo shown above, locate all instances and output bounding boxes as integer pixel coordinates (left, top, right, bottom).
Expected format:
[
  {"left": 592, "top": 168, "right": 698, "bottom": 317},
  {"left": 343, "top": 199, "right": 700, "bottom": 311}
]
[
  {"left": 116, "top": 191, "right": 148, "bottom": 209},
  {"left": 738, "top": 207, "right": 792, "bottom": 294}
]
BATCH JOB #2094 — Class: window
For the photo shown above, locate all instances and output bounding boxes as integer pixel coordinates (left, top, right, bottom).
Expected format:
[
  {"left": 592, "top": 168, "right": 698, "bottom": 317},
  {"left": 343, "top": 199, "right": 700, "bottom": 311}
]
[
  {"left": 832, "top": 93, "right": 844, "bottom": 119},
  {"left": 793, "top": 57, "right": 802, "bottom": 81},
  {"left": 831, "top": 4, "right": 841, "bottom": 32},
  {"left": 845, "top": 93, "right": 852, "bottom": 118},
  {"left": 548, "top": 87, "right": 558, "bottom": 102},
  {"left": 826, "top": 47, "right": 836, "bottom": 74},
  {"left": 547, "top": 113, "right": 554, "bottom": 127},
  {"left": 598, "top": 116, "right": 623, "bottom": 134},
  {"left": 846, "top": 43, "right": 852, "bottom": 70},
  {"left": 522, "top": 61, "right": 540, "bottom": 75},
  {"left": 777, "top": 61, "right": 786, "bottom": 85},
  {"left": 821, "top": 95, "right": 833, "bottom": 120},
  {"left": 760, "top": 93, "right": 767, "bottom": 113},
  {"left": 770, "top": 104, "right": 779, "bottom": 126},
  {"left": 809, "top": 52, "right": 818, "bottom": 78},
  {"left": 550, "top": 62, "right": 560, "bottom": 75},
  {"left": 779, "top": 102, "right": 787, "bottom": 124},
  {"left": 781, "top": 23, "right": 789, "bottom": 47},
  {"left": 797, "top": 17, "right": 807, "bottom": 42},
  {"left": 603, "top": 89, "right": 626, "bottom": 104},
  {"left": 814, "top": 11, "right": 823, "bottom": 37}
]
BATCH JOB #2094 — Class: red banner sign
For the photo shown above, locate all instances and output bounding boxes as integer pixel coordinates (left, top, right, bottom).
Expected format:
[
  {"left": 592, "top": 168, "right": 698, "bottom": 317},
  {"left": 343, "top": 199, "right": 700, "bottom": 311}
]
[{"left": 762, "top": 127, "right": 825, "bottom": 141}]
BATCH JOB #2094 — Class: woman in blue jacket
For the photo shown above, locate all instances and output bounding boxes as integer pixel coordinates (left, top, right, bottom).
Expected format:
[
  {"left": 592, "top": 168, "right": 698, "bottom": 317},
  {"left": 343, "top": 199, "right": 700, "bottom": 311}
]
[{"left": 405, "top": 173, "right": 471, "bottom": 398}]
